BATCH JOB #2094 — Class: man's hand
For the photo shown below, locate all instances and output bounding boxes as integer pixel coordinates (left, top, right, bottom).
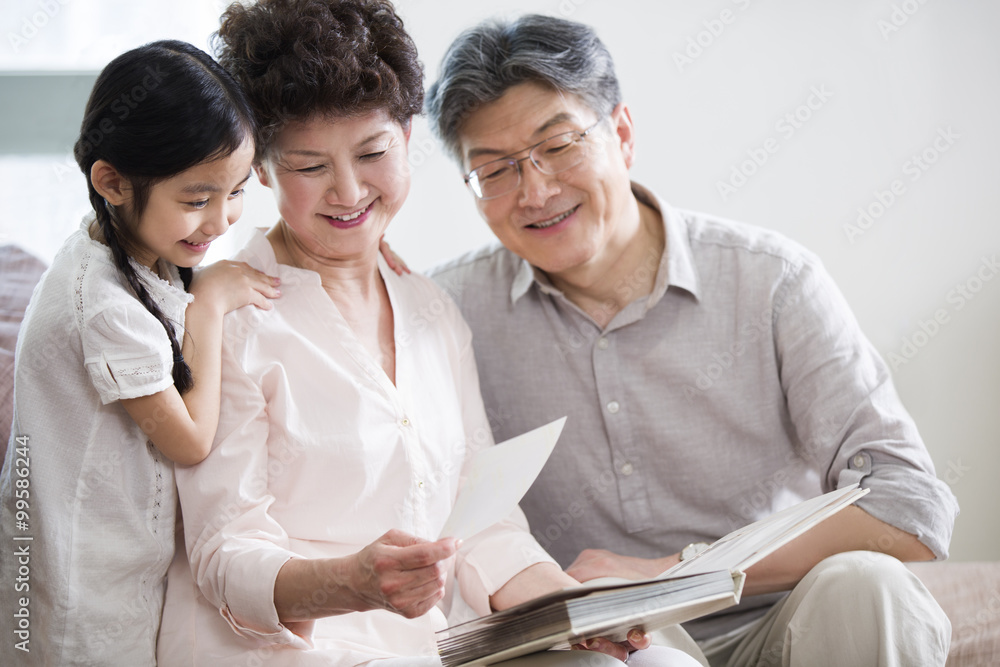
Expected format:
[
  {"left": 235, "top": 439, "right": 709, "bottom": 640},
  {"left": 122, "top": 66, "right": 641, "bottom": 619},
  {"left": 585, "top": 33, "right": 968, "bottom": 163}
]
[
  {"left": 567, "top": 548, "right": 679, "bottom": 583},
  {"left": 379, "top": 236, "right": 410, "bottom": 275}
]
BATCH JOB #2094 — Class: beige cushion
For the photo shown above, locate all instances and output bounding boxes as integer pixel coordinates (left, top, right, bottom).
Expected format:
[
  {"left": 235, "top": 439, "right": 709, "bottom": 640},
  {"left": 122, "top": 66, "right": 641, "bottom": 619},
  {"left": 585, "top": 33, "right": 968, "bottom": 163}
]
[{"left": 908, "top": 561, "right": 1000, "bottom": 666}]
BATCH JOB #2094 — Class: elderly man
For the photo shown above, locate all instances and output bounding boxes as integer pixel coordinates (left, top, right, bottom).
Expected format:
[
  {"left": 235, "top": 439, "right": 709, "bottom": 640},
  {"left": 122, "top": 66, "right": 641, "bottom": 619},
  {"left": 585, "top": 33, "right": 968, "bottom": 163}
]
[{"left": 426, "top": 13, "right": 958, "bottom": 667}]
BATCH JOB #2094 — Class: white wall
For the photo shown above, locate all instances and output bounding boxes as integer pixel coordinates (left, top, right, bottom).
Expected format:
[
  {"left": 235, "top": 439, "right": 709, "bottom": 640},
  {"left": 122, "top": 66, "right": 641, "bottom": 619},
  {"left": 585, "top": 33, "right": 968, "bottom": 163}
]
[{"left": 2, "top": 0, "right": 998, "bottom": 560}]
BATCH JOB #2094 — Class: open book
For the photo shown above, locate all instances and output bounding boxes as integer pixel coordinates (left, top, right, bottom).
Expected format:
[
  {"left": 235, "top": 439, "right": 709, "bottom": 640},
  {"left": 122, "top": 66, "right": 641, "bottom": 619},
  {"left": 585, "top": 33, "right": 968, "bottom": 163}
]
[{"left": 437, "top": 484, "right": 869, "bottom": 666}]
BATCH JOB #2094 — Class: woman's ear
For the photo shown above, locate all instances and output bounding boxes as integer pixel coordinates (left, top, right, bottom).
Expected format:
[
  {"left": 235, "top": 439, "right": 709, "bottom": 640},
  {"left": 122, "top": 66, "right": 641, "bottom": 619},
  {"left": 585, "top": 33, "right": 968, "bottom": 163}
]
[{"left": 90, "top": 160, "right": 130, "bottom": 206}]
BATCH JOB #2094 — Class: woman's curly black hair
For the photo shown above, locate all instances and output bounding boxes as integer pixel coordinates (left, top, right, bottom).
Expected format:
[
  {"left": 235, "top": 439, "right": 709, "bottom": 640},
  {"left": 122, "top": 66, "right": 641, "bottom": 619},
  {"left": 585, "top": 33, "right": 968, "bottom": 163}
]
[{"left": 216, "top": 0, "right": 424, "bottom": 160}]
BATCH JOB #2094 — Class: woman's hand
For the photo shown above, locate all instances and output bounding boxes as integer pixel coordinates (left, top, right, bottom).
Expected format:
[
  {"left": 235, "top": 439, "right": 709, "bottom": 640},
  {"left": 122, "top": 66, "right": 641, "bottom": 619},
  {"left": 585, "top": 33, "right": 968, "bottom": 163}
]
[
  {"left": 347, "top": 530, "right": 458, "bottom": 618},
  {"left": 490, "top": 562, "right": 652, "bottom": 663},
  {"left": 572, "top": 629, "right": 652, "bottom": 662},
  {"left": 275, "top": 530, "right": 459, "bottom": 622},
  {"left": 190, "top": 260, "right": 281, "bottom": 314}
]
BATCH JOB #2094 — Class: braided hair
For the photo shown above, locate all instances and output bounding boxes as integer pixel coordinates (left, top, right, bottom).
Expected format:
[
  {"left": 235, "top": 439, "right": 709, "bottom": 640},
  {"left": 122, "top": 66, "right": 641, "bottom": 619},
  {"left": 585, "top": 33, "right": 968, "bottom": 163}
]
[{"left": 73, "top": 40, "right": 255, "bottom": 393}]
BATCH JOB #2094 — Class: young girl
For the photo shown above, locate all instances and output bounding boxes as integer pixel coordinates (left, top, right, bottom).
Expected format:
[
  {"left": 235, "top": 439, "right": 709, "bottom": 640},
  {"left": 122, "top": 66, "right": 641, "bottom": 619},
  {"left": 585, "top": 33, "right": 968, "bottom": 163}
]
[{"left": 0, "top": 40, "right": 279, "bottom": 665}]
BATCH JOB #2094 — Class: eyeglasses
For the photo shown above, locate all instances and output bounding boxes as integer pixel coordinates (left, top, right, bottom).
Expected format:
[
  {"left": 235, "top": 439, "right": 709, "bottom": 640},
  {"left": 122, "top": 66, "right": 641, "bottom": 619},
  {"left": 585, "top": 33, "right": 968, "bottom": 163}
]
[{"left": 464, "top": 119, "right": 603, "bottom": 200}]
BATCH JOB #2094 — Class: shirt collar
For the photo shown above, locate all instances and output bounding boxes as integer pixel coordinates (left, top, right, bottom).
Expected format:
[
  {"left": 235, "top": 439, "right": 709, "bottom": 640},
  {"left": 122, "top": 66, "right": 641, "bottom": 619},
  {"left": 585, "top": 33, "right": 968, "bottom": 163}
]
[
  {"left": 509, "top": 182, "right": 701, "bottom": 307},
  {"left": 238, "top": 227, "right": 322, "bottom": 288},
  {"left": 510, "top": 259, "right": 560, "bottom": 303},
  {"left": 634, "top": 183, "right": 701, "bottom": 306},
  {"left": 241, "top": 228, "right": 281, "bottom": 274},
  {"left": 239, "top": 226, "right": 396, "bottom": 287}
]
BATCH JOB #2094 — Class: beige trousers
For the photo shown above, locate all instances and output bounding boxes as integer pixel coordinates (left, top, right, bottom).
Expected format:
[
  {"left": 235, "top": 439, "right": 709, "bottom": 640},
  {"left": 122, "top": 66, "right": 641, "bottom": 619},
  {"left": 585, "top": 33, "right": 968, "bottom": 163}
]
[
  {"left": 371, "top": 646, "right": 702, "bottom": 666},
  {"left": 695, "top": 551, "right": 951, "bottom": 667}
]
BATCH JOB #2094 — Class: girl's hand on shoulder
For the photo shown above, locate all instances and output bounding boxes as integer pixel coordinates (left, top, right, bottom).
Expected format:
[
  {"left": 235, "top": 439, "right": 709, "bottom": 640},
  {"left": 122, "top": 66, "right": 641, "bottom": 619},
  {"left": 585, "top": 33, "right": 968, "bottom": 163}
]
[{"left": 190, "top": 260, "right": 281, "bottom": 314}]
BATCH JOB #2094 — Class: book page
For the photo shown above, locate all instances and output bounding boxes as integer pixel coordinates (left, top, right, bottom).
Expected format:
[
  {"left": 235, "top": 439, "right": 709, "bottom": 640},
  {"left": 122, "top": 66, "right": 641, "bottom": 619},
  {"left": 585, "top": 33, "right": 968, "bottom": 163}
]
[
  {"left": 439, "top": 417, "right": 566, "bottom": 541},
  {"left": 660, "top": 485, "right": 869, "bottom": 578}
]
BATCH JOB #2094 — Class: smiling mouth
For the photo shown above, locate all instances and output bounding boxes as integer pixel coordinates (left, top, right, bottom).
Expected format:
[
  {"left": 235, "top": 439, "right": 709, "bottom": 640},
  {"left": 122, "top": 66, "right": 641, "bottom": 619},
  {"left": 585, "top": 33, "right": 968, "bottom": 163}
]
[
  {"left": 527, "top": 206, "right": 578, "bottom": 229},
  {"left": 182, "top": 239, "right": 211, "bottom": 250},
  {"left": 327, "top": 201, "right": 374, "bottom": 222}
]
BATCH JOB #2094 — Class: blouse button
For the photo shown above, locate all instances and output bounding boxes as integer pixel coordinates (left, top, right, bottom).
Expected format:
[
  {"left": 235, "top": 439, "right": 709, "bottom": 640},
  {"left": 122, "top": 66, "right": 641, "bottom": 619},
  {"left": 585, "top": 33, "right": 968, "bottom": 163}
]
[
  {"left": 597, "top": 337, "right": 610, "bottom": 350},
  {"left": 853, "top": 454, "right": 865, "bottom": 469},
  {"left": 607, "top": 401, "right": 620, "bottom": 414},
  {"left": 401, "top": 418, "right": 410, "bottom": 426},
  {"left": 620, "top": 462, "right": 634, "bottom": 476}
]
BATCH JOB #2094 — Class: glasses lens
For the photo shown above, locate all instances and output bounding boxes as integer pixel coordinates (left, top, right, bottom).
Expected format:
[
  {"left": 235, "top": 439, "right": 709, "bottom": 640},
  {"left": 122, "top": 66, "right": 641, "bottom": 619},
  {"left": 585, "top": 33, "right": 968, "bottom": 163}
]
[
  {"left": 467, "top": 126, "right": 594, "bottom": 200},
  {"left": 471, "top": 159, "right": 519, "bottom": 199},
  {"left": 531, "top": 132, "right": 585, "bottom": 174}
]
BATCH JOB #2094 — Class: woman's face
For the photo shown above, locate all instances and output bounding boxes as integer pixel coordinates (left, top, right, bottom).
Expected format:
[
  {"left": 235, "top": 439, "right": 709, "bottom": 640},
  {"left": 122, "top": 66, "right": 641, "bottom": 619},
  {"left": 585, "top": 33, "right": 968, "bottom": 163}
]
[{"left": 256, "top": 109, "right": 411, "bottom": 263}]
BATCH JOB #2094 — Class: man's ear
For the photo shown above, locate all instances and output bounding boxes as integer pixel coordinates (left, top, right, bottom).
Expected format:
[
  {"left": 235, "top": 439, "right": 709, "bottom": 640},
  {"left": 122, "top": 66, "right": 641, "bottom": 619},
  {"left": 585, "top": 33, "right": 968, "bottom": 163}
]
[
  {"left": 90, "top": 160, "right": 130, "bottom": 206},
  {"left": 610, "top": 102, "right": 637, "bottom": 169},
  {"left": 254, "top": 162, "right": 271, "bottom": 189}
]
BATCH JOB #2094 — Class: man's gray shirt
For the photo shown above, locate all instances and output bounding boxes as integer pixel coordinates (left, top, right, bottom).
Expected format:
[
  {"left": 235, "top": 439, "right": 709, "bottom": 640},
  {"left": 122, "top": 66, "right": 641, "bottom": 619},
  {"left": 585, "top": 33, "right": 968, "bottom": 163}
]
[{"left": 430, "top": 183, "right": 958, "bottom": 639}]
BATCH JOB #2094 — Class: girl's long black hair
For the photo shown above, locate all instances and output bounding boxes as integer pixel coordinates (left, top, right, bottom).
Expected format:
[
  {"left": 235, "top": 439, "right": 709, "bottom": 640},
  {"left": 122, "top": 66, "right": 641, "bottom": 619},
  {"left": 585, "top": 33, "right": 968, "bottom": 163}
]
[{"left": 73, "top": 40, "right": 255, "bottom": 394}]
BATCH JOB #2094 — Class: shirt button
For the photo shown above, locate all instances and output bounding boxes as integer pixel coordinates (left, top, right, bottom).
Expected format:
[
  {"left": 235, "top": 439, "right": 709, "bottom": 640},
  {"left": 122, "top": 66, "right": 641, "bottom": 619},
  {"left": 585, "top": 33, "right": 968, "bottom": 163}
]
[
  {"left": 620, "top": 462, "right": 634, "bottom": 476},
  {"left": 417, "top": 480, "right": 424, "bottom": 488},
  {"left": 401, "top": 418, "right": 410, "bottom": 426},
  {"left": 853, "top": 454, "right": 865, "bottom": 469},
  {"left": 597, "top": 337, "right": 609, "bottom": 350},
  {"left": 607, "top": 401, "right": 620, "bottom": 414}
]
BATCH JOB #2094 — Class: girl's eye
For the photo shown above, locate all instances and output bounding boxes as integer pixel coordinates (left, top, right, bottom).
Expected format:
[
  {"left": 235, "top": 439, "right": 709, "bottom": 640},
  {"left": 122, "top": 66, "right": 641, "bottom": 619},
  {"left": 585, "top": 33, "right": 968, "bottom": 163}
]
[
  {"left": 229, "top": 188, "right": 246, "bottom": 199},
  {"left": 187, "top": 199, "right": 209, "bottom": 209}
]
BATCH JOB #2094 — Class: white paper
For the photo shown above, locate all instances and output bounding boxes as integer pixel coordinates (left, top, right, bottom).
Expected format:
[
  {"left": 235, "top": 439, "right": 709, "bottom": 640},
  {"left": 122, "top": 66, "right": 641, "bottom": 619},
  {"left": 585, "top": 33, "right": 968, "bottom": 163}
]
[{"left": 439, "top": 417, "right": 567, "bottom": 541}]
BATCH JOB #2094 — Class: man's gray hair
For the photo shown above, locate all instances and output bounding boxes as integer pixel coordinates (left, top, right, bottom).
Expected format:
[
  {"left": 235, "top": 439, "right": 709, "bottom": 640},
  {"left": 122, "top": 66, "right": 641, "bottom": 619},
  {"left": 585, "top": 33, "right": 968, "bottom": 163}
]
[{"left": 425, "top": 14, "right": 621, "bottom": 164}]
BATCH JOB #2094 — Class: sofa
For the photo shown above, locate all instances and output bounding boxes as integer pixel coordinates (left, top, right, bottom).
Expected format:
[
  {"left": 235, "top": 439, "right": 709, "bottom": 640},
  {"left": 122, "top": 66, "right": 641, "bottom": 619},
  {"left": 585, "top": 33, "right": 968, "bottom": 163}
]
[
  {"left": 1, "top": 244, "right": 997, "bottom": 665},
  {"left": 1, "top": 244, "right": 46, "bottom": 462}
]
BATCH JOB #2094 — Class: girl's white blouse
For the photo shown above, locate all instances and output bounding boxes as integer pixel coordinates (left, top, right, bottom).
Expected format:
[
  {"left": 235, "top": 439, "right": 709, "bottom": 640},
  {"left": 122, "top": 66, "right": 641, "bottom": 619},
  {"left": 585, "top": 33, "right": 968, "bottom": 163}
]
[
  {"left": 0, "top": 221, "right": 192, "bottom": 665},
  {"left": 158, "top": 231, "right": 555, "bottom": 666}
]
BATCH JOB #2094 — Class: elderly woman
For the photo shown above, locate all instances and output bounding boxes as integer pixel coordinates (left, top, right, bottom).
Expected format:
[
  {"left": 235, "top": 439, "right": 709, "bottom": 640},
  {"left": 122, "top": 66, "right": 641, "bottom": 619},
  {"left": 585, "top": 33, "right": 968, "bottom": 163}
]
[{"left": 155, "top": 1, "right": 702, "bottom": 665}]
